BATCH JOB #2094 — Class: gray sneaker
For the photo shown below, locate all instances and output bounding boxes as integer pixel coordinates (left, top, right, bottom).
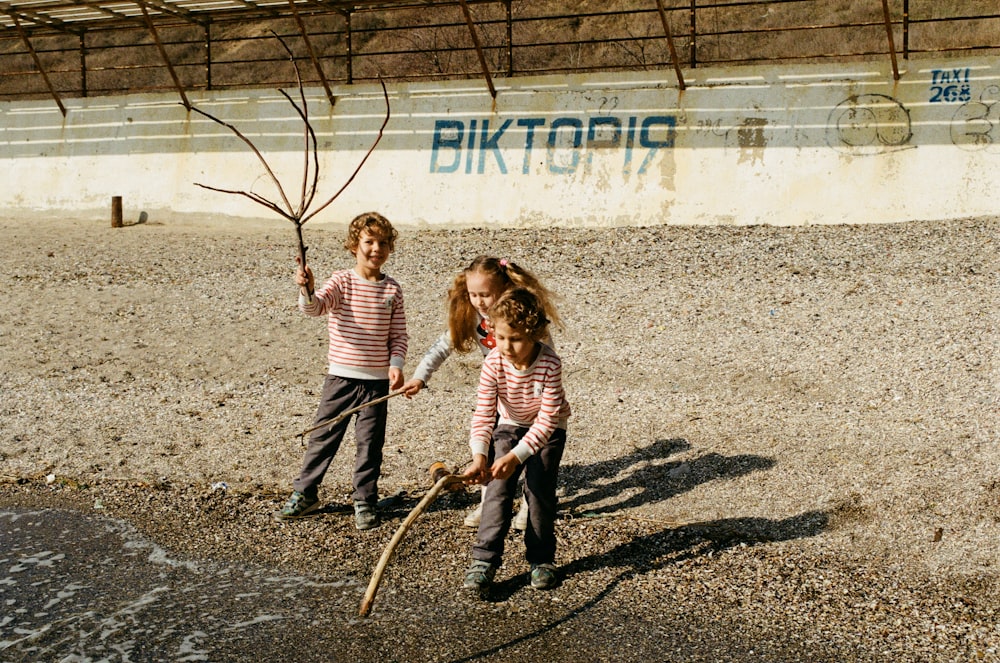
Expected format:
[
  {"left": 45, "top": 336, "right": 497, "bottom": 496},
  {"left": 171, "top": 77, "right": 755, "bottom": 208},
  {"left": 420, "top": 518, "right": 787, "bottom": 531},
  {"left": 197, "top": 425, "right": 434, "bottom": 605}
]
[
  {"left": 274, "top": 491, "right": 319, "bottom": 521},
  {"left": 530, "top": 563, "right": 558, "bottom": 590},
  {"left": 354, "top": 501, "right": 380, "bottom": 530},
  {"left": 462, "top": 560, "right": 497, "bottom": 593}
]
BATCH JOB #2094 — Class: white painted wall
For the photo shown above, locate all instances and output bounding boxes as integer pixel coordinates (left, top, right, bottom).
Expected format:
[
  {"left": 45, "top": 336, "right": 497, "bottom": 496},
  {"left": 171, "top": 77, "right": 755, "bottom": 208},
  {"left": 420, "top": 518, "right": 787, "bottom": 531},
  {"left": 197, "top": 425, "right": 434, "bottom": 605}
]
[{"left": 2, "top": 56, "right": 998, "bottom": 227}]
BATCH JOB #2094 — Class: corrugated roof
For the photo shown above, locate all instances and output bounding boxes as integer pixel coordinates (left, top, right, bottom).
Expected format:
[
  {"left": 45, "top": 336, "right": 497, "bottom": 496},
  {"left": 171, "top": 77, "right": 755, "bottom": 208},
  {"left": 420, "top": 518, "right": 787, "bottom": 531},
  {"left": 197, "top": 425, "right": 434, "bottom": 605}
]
[{"left": 0, "top": 0, "right": 473, "bottom": 34}]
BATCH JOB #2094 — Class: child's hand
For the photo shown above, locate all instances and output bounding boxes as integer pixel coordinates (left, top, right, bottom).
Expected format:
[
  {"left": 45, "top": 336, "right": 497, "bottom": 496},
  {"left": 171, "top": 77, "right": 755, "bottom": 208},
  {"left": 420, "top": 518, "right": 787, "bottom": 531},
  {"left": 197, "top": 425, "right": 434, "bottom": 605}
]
[
  {"left": 490, "top": 452, "right": 520, "bottom": 482},
  {"left": 388, "top": 367, "right": 404, "bottom": 391},
  {"left": 295, "top": 257, "right": 314, "bottom": 293},
  {"left": 462, "top": 455, "right": 489, "bottom": 485},
  {"left": 400, "top": 378, "right": 424, "bottom": 398}
]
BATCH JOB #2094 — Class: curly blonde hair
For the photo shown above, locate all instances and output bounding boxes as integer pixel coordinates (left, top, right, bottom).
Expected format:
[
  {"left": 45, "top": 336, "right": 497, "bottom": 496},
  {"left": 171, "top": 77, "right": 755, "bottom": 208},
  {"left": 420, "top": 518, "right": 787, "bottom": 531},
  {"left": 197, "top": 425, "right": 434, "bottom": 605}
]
[
  {"left": 488, "top": 288, "right": 550, "bottom": 342},
  {"left": 446, "top": 256, "right": 561, "bottom": 353},
  {"left": 344, "top": 211, "right": 398, "bottom": 253}
]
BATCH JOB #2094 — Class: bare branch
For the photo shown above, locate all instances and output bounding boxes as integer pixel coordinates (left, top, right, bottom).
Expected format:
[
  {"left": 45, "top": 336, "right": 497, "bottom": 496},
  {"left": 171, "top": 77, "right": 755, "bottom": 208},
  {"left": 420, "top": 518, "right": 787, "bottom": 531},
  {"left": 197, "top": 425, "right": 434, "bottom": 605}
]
[
  {"left": 277, "top": 88, "right": 321, "bottom": 219},
  {"left": 187, "top": 36, "right": 392, "bottom": 294},
  {"left": 188, "top": 104, "right": 295, "bottom": 216},
  {"left": 270, "top": 32, "right": 320, "bottom": 220},
  {"left": 302, "top": 78, "right": 391, "bottom": 225},
  {"left": 193, "top": 182, "right": 292, "bottom": 221}
]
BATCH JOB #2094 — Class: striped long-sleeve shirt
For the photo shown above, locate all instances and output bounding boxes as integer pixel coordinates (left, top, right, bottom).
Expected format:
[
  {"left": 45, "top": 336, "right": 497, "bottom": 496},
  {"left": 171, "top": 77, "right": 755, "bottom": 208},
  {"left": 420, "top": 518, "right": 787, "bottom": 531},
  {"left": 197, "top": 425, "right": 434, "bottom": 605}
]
[
  {"left": 469, "top": 343, "right": 570, "bottom": 463},
  {"left": 412, "top": 316, "right": 555, "bottom": 386},
  {"left": 411, "top": 315, "right": 494, "bottom": 385},
  {"left": 299, "top": 268, "right": 407, "bottom": 380}
]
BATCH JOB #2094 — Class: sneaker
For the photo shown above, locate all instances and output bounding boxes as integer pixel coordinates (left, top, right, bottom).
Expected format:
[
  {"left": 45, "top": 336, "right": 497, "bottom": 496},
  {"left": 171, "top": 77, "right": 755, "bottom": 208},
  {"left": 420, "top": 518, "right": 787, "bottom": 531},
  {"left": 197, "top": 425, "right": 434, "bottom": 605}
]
[
  {"left": 512, "top": 495, "right": 529, "bottom": 531},
  {"left": 274, "top": 491, "right": 319, "bottom": 521},
  {"left": 462, "top": 560, "right": 497, "bottom": 592},
  {"left": 354, "top": 501, "right": 380, "bottom": 530},
  {"left": 463, "top": 502, "right": 483, "bottom": 528},
  {"left": 530, "top": 563, "right": 558, "bottom": 590}
]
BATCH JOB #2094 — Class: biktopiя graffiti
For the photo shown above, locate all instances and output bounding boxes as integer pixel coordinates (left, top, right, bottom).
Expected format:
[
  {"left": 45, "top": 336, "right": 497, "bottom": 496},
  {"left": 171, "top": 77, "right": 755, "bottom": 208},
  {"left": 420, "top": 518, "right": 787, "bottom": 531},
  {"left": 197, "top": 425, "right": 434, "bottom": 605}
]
[{"left": 429, "top": 116, "right": 677, "bottom": 175}]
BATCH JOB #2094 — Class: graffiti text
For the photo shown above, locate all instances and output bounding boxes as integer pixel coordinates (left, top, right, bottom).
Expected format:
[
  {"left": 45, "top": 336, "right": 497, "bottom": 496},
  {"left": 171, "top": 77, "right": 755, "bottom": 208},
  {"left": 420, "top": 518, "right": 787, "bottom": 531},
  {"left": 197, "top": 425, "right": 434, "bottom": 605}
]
[{"left": 429, "top": 116, "right": 677, "bottom": 175}]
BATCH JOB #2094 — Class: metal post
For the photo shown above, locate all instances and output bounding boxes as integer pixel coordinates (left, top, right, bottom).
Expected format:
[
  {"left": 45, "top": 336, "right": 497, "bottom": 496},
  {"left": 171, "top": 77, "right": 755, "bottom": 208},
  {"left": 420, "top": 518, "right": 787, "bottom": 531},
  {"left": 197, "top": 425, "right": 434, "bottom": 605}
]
[
  {"left": 13, "top": 15, "right": 66, "bottom": 116},
  {"left": 288, "top": 0, "right": 335, "bottom": 106},
  {"left": 111, "top": 196, "right": 123, "bottom": 228},
  {"left": 79, "top": 32, "right": 87, "bottom": 98},
  {"left": 136, "top": 0, "right": 190, "bottom": 109},
  {"left": 902, "top": 0, "right": 909, "bottom": 60},
  {"left": 458, "top": 0, "right": 497, "bottom": 98},
  {"left": 205, "top": 23, "right": 212, "bottom": 90},
  {"left": 689, "top": 0, "right": 697, "bottom": 68},
  {"left": 345, "top": 11, "right": 353, "bottom": 85},
  {"left": 654, "top": 0, "right": 686, "bottom": 90},
  {"left": 881, "top": 0, "right": 900, "bottom": 80},
  {"left": 504, "top": 0, "right": 513, "bottom": 77}
]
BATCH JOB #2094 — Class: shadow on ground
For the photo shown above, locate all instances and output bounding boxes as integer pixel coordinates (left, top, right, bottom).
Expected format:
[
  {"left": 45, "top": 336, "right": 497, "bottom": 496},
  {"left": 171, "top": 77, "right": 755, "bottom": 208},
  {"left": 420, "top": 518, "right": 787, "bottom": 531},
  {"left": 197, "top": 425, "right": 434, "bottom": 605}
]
[{"left": 440, "top": 437, "right": 829, "bottom": 661}]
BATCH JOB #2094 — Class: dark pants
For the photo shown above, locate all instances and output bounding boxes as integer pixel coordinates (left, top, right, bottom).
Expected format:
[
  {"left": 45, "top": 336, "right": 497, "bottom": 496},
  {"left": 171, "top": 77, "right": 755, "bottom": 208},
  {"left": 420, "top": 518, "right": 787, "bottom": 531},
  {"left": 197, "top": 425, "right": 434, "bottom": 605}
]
[
  {"left": 292, "top": 374, "right": 389, "bottom": 505},
  {"left": 472, "top": 424, "right": 566, "bottom": 567}
]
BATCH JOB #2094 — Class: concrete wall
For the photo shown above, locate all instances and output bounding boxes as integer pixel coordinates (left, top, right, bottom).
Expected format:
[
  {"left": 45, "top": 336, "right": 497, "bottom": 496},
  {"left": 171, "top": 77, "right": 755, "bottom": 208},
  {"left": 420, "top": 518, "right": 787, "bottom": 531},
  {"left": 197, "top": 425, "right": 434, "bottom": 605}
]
[{"left": 2, "top": 56, "right": 999, "bottom": 227}]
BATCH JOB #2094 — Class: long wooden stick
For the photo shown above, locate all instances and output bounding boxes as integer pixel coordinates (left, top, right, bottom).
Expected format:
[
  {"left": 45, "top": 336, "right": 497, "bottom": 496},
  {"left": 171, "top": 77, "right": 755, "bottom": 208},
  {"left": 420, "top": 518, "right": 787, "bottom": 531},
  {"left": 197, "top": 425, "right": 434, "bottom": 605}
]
[
  {"left": 298, "top": 389, "right": 405, "bottom": 442},
  {"left": 358, "top": 472, "right": 466, "bottom": 617}
]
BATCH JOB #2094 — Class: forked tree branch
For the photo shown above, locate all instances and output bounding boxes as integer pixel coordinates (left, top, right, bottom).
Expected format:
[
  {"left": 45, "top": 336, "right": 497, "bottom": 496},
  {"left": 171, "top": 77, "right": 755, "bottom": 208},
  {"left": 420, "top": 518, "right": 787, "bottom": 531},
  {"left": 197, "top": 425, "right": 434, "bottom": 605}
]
[
  {"left": 301, "top": 78, "right": 390, "bottom": 225},
  {"left": 189, "top": 33, "right": 391, "bottom": 293},
  {"left": 191, "top": 105, "right": 297, "bottom": 219}
]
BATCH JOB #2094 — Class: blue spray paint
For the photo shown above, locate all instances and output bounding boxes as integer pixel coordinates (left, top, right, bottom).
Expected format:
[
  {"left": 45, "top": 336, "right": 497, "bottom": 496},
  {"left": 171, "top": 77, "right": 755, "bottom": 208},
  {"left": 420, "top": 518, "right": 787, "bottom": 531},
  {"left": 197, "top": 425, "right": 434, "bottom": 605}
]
[{"left": 430, "top": 115, "right": 677, "bottom": 175}]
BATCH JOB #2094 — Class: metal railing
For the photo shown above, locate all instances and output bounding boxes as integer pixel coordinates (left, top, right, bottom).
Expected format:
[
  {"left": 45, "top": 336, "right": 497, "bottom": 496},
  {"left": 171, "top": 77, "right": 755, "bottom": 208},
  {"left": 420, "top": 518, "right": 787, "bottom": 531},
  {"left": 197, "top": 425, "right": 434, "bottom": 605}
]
[{"left": 1, "top": 0, "right": 998, "bottom": 108}]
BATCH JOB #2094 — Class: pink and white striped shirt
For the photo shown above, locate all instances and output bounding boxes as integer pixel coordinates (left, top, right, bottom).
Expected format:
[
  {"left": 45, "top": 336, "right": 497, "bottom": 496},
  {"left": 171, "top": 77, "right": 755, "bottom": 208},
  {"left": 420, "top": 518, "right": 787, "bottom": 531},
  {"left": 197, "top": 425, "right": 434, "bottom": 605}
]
[
  {"left": 300, "top": 268, "right": 407, "bottom": 380},
  {"left": 469, "top": 343, "right": 571, "bottom": 463}
]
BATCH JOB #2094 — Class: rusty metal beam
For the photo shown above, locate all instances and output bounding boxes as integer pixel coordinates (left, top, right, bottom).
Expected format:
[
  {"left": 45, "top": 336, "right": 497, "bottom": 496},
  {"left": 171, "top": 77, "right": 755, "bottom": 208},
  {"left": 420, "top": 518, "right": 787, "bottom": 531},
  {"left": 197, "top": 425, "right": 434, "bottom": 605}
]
[
  {"left": 654, "top": 0, "right": 685, "bottom": 90},
  {"left": 136, "top": 0, "right": 190, "bottom": 109},
  {"left": 503, "top": 0, "right": 511, "bottom": 76},
  {"left": 457, "top": 0, "right": 495, "bottom": 99},
  {"left": 287, "top": 0, "right": 335, "bottom": 106},
  {"left": 881, "top": 0, "right": 900, "bottom": 80},
  {"left": 12, "top": 13, "right": 66, "bottom": 115}
]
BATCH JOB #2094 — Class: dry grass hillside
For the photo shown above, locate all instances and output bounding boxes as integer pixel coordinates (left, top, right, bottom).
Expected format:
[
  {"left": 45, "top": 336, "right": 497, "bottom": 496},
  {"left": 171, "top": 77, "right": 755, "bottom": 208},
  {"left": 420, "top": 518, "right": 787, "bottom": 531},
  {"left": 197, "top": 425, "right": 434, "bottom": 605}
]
[{"left": 1, "top": 0, "right": 998, "bottom": 99}]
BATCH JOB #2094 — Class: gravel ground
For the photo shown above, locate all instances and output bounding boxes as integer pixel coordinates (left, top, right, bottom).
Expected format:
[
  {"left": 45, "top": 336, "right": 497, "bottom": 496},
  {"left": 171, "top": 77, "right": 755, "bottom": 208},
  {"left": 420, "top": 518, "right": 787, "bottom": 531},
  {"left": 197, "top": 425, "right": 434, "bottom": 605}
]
[{"left": 1, "top": 213, "right": 998, "bottom": 662}]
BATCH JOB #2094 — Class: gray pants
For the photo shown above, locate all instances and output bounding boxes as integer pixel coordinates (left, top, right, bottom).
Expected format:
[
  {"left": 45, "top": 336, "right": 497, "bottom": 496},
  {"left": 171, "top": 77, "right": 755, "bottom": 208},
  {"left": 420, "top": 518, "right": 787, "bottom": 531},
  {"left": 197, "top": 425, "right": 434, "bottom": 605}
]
[
  {"left": 292, "top": 374, "right": 389, "bottom": 505},
  {"left": 472, "top": 424, "right": 566, "bottom": 567}
]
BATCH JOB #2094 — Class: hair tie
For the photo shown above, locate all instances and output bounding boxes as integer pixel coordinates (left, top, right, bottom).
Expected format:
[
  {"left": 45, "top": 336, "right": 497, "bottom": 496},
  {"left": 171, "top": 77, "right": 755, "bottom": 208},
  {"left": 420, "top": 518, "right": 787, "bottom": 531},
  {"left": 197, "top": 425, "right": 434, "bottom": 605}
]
[{"left": 499, "top": 258, "right": 508, "bottom": 267}]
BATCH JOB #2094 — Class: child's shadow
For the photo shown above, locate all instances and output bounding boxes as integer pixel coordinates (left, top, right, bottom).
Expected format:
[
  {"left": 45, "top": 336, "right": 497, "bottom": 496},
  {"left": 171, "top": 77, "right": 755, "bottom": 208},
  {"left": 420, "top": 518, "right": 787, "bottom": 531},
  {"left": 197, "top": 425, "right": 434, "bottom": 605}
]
[
  {"left": 482, "top": 439, "right": 794, "bottom": 604},
  {"left": 471, "top": 508, "right": 829, "bottom": 644},
  {"left": 558, "top": 437, "right": 773, "bottom": 516}
]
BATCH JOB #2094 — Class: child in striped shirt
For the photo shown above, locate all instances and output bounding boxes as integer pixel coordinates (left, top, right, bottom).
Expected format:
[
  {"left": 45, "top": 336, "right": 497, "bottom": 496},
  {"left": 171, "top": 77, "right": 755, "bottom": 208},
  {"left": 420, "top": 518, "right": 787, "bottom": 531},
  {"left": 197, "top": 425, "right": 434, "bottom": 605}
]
[
  {"left": 401, "top": 256, "right": 561, "bottom": 530},
  {"left": 274, "top": 212, "right": 408, "bottom": 531},
  {"left": 460, "top": 287, "right": 570, "bottom": 594}
]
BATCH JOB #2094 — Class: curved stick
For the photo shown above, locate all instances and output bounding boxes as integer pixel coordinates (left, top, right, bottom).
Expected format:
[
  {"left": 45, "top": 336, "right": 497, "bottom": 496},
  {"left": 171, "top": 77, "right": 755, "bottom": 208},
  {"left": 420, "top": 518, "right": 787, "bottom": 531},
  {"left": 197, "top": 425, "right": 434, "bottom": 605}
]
[
  {"left": 359, "top": 473, "right": 466, "bottom": 617},
  {"left": 298, "top": 390, "right": 404, "bottom": 442}
]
